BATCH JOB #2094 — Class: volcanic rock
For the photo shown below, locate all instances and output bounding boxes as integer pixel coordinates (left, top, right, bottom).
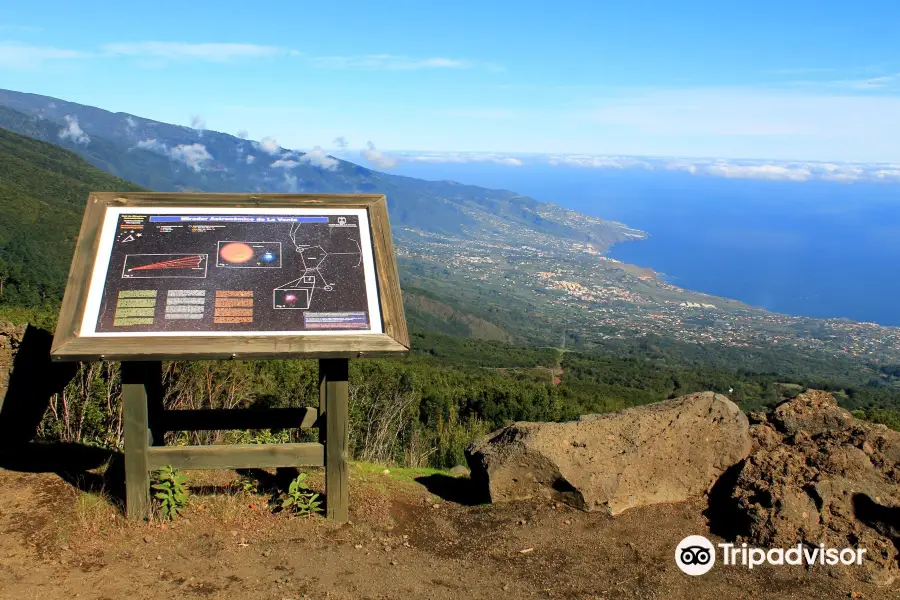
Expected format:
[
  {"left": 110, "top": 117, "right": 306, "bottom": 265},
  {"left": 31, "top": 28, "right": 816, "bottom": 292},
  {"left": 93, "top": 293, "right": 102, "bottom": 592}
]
[
  {"left": 729, "top": 391, "right": 900, "bottom": 587},
  {"left": 465, "top": 392, "right": 751, "bottom": 515}
]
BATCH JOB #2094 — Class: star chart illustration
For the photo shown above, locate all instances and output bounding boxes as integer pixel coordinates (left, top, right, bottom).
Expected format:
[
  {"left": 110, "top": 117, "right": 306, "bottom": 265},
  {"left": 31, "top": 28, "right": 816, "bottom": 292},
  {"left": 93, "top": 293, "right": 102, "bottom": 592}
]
[
  {"left": 273, "top": 222, "right": 362, "bottom": 310},
  {"left": 92, "top": 212, "right": 374, "bottom": 334}
]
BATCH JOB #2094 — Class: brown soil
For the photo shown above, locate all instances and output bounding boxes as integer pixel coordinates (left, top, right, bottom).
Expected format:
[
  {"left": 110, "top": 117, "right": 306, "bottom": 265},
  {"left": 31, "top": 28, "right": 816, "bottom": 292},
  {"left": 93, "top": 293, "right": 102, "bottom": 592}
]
[{"left": 0, "top": 466, "right": 894, "bottom": 600}]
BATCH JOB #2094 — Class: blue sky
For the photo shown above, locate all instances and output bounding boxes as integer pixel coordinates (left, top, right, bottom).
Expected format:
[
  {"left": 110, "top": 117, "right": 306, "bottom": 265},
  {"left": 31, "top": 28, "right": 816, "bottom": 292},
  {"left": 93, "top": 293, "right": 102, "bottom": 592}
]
[{"left": 2, "top": 1, "right": 900, "bottom": 163}]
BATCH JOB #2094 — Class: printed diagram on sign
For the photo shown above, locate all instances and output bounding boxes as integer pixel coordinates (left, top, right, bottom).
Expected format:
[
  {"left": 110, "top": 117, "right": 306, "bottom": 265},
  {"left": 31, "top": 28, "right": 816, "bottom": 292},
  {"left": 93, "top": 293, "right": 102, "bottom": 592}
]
[
  {"left": 122, "top": 254, "right": 208, "bottom": 278},
  {"left": 117, "top": 230, "right": 142, "bottom": 243},
  {"left": 273, "top": 222, "right": 362, "bottom": 310},
  {"left": 216, "top": 241, "right": 282, "bottom": 268}
]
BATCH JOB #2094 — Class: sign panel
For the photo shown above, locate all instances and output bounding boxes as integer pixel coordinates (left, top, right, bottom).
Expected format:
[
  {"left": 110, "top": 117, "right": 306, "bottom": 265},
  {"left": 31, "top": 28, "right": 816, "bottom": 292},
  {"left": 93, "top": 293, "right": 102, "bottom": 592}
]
[
  {"left": 80, "top": 207, "right": 381, "bottom": 337},
  {"left": 50, "top": 193, "right": 409, "bottom": 361}
]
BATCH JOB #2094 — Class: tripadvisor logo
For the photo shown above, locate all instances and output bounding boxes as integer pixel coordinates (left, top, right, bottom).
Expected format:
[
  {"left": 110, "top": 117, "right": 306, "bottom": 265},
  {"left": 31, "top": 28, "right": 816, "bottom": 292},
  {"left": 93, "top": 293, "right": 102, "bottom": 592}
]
[
  {"left": 675, "top": 535, "right": 716, "bottom": 576},
  {"left": 675, "top": 535, "right": 867, "bottom": 576}
]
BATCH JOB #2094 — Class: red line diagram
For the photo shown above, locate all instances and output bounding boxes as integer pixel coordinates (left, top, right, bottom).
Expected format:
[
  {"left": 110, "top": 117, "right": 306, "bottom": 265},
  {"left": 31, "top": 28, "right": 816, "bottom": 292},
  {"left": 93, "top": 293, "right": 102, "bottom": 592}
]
[{"left": 129, "top": 255, "right": 205, "bottom": 271}]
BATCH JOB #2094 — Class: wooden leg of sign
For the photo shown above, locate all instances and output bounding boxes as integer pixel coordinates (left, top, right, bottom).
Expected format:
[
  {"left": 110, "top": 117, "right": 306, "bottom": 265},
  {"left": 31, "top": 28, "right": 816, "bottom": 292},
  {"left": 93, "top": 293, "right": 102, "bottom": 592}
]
[
  {"left": 122, "top": 361, "right": 154, "bottom": 521},
  {"left": 320, "top": 358, "right": 349, "bottom": 522}
]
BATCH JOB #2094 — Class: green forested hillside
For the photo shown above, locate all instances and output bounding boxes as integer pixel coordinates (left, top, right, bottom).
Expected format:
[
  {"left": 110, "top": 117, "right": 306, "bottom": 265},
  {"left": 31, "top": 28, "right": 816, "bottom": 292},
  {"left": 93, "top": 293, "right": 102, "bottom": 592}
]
[{"left": 0, "top": 128, "right": 144, "bottom": 305}]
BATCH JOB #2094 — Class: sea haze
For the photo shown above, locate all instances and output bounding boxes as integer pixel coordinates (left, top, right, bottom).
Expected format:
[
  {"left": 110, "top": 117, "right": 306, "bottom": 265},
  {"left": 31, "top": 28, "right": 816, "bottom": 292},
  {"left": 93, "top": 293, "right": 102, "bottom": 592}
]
[{"left": 388, "top": 162, "right": 900, "bottom": 327}]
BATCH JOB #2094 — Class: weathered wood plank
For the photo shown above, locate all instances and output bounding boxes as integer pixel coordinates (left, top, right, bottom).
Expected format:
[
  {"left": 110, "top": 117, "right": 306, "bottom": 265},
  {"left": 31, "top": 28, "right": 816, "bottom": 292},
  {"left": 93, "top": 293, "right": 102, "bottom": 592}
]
[
  {"left": 321, "top": 358, "right": 349, "bottom": 522},
  {"left": 51, "top": 195, "right": 108, "bottom": 356},
  {"left": 52, "top": 332, "right": 408, "bottom": 362},
  {"left": 146, "top": 442, "right": 324, "bottom": 470},
  {"left": 91, "top": 191, "right": 385, "bottom": 207},
  {"left": 121, "top": 361, "right": 152, "bottom": 520},
  {"left": 158, "top": 407, "right": 318, "bottom": 431},
  {"left": 369, "top": 197, "right": 410, "bottom": 349}
]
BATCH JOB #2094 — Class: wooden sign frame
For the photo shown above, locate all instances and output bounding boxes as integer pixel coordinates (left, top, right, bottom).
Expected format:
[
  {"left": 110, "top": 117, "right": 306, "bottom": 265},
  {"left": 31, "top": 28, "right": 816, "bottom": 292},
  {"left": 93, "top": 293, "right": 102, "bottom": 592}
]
[{"left": 51, "top": 192, "right": 409, "bottom": 362}]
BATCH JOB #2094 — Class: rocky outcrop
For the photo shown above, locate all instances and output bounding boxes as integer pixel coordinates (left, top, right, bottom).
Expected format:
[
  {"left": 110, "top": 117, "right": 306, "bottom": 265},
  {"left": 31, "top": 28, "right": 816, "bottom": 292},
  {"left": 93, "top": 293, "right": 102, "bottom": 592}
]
[
  {"left": 729, "top": 390, "right": 900, "bottom": 587},
  {"left": 465, "top": 392, "right": 751, "bottom": 515}
]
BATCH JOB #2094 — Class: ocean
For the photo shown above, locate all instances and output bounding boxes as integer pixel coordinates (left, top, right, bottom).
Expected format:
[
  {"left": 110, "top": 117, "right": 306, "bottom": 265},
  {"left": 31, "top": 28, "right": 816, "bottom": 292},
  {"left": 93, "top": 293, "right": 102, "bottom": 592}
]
[{"left": 389, "top": 162, "right": 900, "bottom": 326}]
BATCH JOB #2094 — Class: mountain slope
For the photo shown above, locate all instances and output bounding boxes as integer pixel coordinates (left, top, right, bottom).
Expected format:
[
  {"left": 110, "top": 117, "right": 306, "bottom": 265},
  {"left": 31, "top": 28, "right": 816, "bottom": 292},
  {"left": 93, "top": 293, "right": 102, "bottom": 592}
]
[
  {"left": 0, "top": 128, "right": 144, "bottom": 305},
  {"left": 0, "top": 89, "right": 640, "bottom": 251}
]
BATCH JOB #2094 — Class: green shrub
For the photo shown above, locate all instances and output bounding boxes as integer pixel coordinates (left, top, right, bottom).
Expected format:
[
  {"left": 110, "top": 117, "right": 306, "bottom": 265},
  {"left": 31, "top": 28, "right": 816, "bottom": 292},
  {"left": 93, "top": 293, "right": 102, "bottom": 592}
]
[
  {"left": 151, "top": 466, "right": 189, "bottom": 520},
  {"left": 277, "top": 473, "right": 322, "bottom": 518}
]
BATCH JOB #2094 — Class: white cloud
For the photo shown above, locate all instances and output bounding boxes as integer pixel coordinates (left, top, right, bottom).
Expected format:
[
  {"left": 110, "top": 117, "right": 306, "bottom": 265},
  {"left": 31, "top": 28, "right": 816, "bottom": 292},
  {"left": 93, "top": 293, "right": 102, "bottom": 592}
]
[
  {"left": 245, "top": 154, "right": 256, "bottom": 164},
  {"left": 258, "top": 136, "right": 281, "bottom": 155},
  {"left": 333, "top": 136, "right": 349, "bottom": 149},
  {"left": 3, "top": 39, "right": 502, "bottom": 79},
  {"left": 269, "top": 148, "right": 338, "bottom": 171},
  {"left": 270, "top": 158, "right": 300, "bottom": 169},
  {"left": 135, "top": 138, "right": 167, "bottom": 152},
  {"left": 664, "top": 162, "right": 698, "bottom": 174},
  {"left": 236, "top": 129, "right": 249, "bottom": 139},
  {"left": 134, "top": 139, "right": 212, "bottom": 171},
  {"left": 299, "top": 147, "right": 339, "bottom": 170},
  {"left": 103, "top": 42, "right": 291, "bottom": 63},
  {"left": 58, "top": 115, "right": 90, "bottom": 145},
  {"left": 124, "top": 116, "right": 137, "bottom": 131},
  {"left": 399, "top": 152, "right": 523, "bottom": 166},
  {"left": 307, "top": 54, "right": 478, "bottom": 71},
  {"left": 541, "top": 153, "right": 900, "bottom": 184},
  {"left": 361, "top": 142, "right": 398, "bottom": 169},
  {"left": 485, "top": 156, "right": 522, "bottom": 166},
  {"left": 815, "top": 163, "right": 866, "bottom": 182},
  {"left": 168, "top": 143, "right": 212, "bottom": 171},
  {"left": 703, "top": 162, "right": 812, "bottom": 182},
  {"left": 190, "top": 115, "right": 206, "bottom": 133},
  {"left": 0, "top": 41, "right": 90, "bottom": 68},
  {"left": 546, "top": 155, "right": 651, "bottom": 169}
]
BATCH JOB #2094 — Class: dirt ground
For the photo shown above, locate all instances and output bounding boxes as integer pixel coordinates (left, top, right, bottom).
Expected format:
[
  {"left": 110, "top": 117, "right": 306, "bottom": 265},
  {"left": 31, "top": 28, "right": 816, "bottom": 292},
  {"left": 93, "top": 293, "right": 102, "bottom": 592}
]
[{"left": 0, "top": 463, "right": 894, "bottom": 600}]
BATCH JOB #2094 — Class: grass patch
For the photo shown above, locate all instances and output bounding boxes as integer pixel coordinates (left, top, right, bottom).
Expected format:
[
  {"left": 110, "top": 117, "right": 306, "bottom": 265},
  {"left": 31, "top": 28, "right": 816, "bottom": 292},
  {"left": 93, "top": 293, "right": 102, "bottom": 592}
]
[
  {"left": 74, "top": 490, "right": 120, "bottom": 532},
  {"left": 352, "top": 461, "right": 452, "bottom": 484}
]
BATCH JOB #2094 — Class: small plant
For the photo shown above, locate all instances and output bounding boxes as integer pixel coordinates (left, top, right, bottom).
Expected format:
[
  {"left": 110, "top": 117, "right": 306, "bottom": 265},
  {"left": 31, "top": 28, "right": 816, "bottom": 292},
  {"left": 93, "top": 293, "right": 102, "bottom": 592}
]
[
  {"left": 278, "top": 473, "right": 322, "bottom": 518},
  {"left": 237, "top": 473, "right": 259, "bottom": 494},
  {"left": 151, "top": 466, "right": 189, "bottom": 520},
  {"left": 235, "top": 428, "right": 293, "bottom": 445}
]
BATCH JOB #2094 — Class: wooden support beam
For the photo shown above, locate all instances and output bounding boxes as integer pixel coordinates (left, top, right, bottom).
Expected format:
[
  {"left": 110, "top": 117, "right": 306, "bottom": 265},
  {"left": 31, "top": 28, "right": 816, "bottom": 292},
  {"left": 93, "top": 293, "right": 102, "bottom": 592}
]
[
  {"left": 320, "top": 358, "right": 349, "bottom": 522},
  {"left": 121, "top": 361, "right": 154, "bottom": 520},
  {"left": 157, "top": 407, "right": 318, "bottom": 432},
  {"left": 146, "top": 442, "right": 324, "bottom": 470}
]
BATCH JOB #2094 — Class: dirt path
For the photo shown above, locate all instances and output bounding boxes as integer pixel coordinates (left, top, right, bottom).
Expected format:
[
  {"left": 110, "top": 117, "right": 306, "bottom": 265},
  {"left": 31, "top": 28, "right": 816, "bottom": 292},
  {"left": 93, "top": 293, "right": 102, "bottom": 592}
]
[{"left": 0, "top": 466, "right": 893, "bottom": 600}]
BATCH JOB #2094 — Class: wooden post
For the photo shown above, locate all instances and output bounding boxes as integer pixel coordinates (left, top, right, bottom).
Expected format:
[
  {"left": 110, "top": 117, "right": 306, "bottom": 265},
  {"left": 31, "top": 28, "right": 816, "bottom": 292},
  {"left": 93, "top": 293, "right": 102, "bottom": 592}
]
[
  {"left": 320, "top": 358, "right": 349, "bottom": 522},
  {"left": 122, "top": 361, "right": 157, "bottom": 520}
]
